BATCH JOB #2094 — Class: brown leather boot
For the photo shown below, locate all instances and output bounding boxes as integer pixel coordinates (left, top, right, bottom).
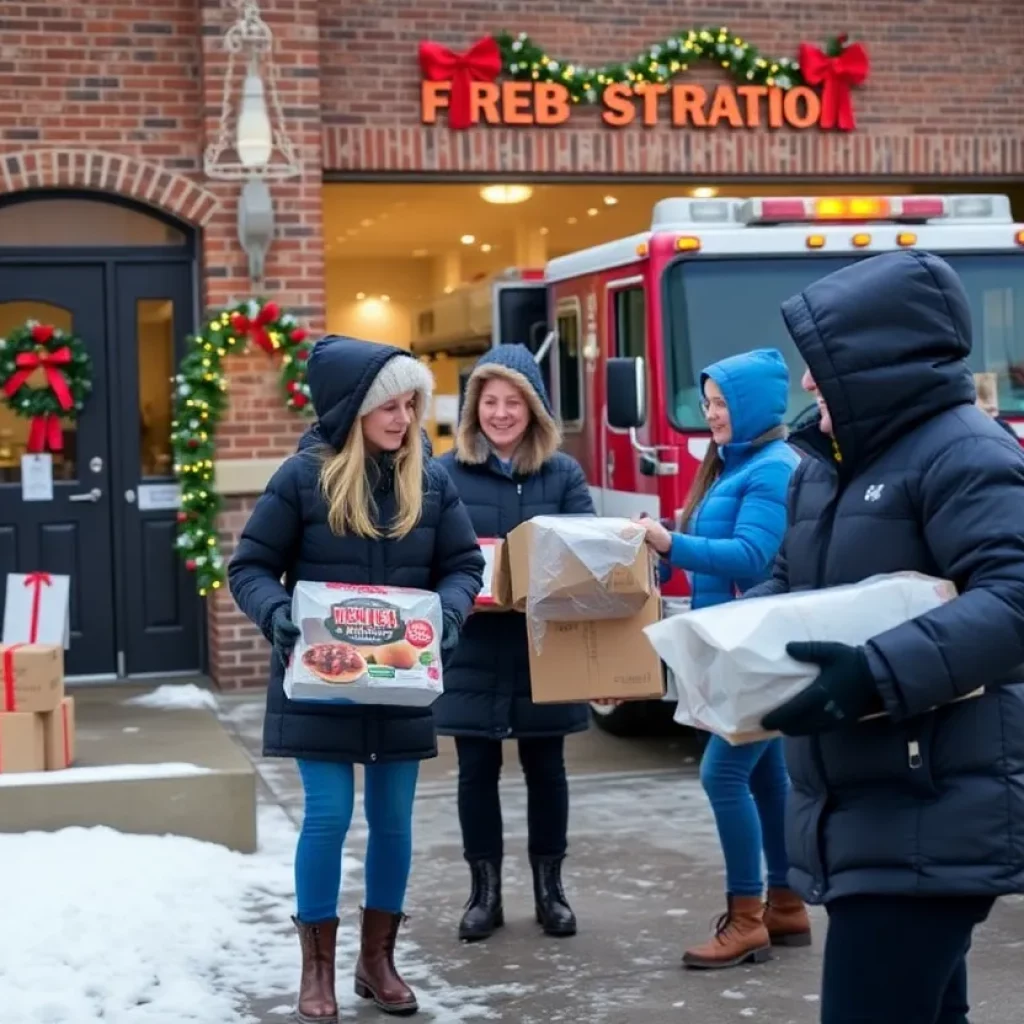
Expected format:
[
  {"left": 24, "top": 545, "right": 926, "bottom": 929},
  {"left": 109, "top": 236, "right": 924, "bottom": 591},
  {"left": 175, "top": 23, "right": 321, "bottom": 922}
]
[
  {"left": 354, "top": 906, "right": 418, "bottom": 1016},
  {"left": 764, "top": 887, "right": 812, "bottom": 947},
  {"left": 293, "top": 916, "right": 338, "bottom": 1023},
  {"left": 682, "top": 895, "right": 772, "bottom": 970}
]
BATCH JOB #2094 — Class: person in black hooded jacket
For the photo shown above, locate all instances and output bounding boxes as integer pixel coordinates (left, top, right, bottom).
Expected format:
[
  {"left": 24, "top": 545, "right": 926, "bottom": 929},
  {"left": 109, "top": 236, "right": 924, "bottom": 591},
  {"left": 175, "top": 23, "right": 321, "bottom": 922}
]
[
  {"left": 435, "top": 344, "right": 594, "bottom": 943},
  {"left": 746, "top": 251, "right": 1024, "bottom": 1024},
  {"left": 228, "top": 336, "right": 483, "bottom": 1022}
]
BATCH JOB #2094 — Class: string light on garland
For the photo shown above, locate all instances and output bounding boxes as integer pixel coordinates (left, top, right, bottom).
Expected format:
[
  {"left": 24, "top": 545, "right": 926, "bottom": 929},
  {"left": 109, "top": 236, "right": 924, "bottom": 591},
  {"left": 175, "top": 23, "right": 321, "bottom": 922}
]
[
  {"left": 495, "top": 26, "right": 812, "bottom": 103},
  {"left": 172, "top": 299, "right": 312, "bottom": 597}
]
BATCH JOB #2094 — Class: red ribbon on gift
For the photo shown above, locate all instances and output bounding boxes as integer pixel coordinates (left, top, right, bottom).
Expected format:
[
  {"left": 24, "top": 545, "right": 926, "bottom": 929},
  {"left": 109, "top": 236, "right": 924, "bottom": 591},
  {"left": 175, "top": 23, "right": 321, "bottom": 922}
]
[
  {"left": 418, "top": 37, "right": 503, "bottom": 130},
  {"left": 3, "top": 346, "right": 74, "bottom": 452},
  {"left": 2, "top": 643, "right": 24, "bottom": 712},
  {"left": 24, "top": 572, "right": 51, "bottom": 644},
  {"left": 798, "top": 40, "right": 869, "bottom": 131},
  {"left": 230, "top": 302, "right": 281, "bottom": 355}
]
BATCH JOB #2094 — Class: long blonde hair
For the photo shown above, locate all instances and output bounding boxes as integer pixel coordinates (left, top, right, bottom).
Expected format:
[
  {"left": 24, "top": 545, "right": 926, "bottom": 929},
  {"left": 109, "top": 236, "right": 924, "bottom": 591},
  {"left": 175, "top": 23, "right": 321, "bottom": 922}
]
[
  {"left": 676, "top": 426, "right": 788, "bottom": 531},
  {"left": 317, "top": 402, "right": 425, "bottom": 539}
]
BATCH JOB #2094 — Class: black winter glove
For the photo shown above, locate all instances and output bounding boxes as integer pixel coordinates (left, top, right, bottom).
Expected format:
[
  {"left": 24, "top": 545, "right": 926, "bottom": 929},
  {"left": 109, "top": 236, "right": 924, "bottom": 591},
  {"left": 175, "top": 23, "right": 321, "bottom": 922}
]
[
  {"left": 441, "top": 610, "right": 462, "bottom": 653},
  {"left": 761, "top": 641, "right": 881, "bottom": 736},
  {"left": 270, "top": 606, "right": 301, "bottom": 668}
]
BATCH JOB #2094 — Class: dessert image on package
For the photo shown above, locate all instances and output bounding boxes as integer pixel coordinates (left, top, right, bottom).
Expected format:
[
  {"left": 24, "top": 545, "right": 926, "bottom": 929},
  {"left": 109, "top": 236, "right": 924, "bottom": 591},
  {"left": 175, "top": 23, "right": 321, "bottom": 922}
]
[{"left": 301, "top": 642, "right": 368, "bottom": 685}]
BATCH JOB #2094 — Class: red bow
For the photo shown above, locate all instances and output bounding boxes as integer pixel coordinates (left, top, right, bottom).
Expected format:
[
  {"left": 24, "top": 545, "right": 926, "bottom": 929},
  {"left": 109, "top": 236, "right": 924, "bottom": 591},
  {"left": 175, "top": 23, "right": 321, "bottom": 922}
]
[
  {"left": 3, "top": 346, "right": 73, "bottom": 452},
  {"left": 798, "top": 41, "right": 870, "bottom": 131},
  {"left": 419, "top": 37, "right": 502, "bottom": 130},
  {"left": 231, "top": 302, "right": 280, "bottom": 355},
  {"left": 24, "top": 572, "right": 51, "bottom": 645}
]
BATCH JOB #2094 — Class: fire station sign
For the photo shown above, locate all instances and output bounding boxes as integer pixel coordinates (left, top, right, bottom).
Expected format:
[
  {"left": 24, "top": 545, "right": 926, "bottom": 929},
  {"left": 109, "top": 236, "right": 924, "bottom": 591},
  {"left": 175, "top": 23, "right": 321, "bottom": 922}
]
[{"left": 419, "top": 29, "right": 868, "bottom": 132}]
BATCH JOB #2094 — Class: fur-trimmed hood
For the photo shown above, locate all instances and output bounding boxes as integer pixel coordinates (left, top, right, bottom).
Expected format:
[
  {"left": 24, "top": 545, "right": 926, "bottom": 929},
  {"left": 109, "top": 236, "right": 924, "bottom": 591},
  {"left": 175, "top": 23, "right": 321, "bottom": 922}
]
[{"left": 455, "top": 344, "right": 561, "bottom": 476}]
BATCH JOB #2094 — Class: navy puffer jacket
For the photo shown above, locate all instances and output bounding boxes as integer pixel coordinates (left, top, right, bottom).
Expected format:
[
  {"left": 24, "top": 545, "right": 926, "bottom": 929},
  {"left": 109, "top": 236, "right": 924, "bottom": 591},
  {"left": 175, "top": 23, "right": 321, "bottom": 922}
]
[
  {"left": 747, "top": 251, "right": 1024, "bottom": 904},
  {"left": 434, "top": 344, "right": 594, "bottom": 740},
  {"left": 228, "top": 336, "right": 484, "bottom": 764}
]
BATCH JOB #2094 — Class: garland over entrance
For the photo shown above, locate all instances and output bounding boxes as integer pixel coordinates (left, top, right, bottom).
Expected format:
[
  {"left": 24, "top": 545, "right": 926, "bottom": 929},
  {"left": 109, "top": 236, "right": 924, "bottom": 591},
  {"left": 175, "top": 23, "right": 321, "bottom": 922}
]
[{"left": 172, "top": 299, "right": 313, "bottom": 597}]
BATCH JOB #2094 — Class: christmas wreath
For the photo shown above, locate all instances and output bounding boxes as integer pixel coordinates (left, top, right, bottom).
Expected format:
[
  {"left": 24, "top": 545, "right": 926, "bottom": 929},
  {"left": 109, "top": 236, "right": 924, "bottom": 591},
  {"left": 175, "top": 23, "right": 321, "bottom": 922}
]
[
  {"left": 0, "top": 321, "right": 93, "bottom": 453},
  {"left": 172, "top": 299, "right": 313, "bottom": 597}
]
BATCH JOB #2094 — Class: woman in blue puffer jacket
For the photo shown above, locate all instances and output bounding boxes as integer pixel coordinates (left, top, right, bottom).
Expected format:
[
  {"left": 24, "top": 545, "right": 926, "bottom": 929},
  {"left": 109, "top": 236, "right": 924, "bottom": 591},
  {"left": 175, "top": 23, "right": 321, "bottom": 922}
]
[{"left": 635, "top": 348, "right": 804, "bottom": 971}]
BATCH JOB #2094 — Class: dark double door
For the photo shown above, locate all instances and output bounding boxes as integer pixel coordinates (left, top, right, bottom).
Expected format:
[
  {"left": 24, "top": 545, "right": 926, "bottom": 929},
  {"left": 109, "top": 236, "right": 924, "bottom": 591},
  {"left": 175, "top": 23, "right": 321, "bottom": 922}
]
[{"left": 0, "top": 260, "right": 202, "bottom": 677}]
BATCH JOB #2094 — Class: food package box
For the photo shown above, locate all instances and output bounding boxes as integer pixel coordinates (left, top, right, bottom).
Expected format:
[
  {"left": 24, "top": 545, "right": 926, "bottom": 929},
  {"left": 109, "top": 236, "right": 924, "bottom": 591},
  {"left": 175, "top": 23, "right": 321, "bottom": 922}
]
[
  {"left": 474, "top": 539, "right": 513, "bottom": 612},
  {"left": 505, "top": 517, "right": 655, "bottom": 646},
  {"left": 0, "top": 643, "right": 64, "bottom": 713},
  {"left": 284, "top": 582, "right": 444, "bottom": 707},
  {"left": 0, "top": 711, "right": 45, "bottom": 773},
  {"left": 527, "top": 592, "right": 665, "bottom": 704},
  {"left": 41, "top": 695, "right": 76, "bottom": 770},
  {"left": 643, "top": 572, "right": 966, "bottom": 745}
]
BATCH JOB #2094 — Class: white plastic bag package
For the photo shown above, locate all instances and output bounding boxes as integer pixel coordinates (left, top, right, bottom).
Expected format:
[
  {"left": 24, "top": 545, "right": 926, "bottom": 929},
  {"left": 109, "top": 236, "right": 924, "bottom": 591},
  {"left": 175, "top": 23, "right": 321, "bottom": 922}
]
[
  {"left": 284, "top": 581, "right": 444, "bottom": 707},
  {"left": 643, "top": 573, "right": 957, "bottom": 744},
  {"left": 523, "top": 515, "right": 651, "bottom": 653}
]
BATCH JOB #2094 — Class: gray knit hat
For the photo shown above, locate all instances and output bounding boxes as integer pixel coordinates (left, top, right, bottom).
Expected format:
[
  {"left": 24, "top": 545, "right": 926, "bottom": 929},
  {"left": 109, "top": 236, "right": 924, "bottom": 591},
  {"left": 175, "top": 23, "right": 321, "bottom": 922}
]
[{"left": 358, "top": 353, "right": 435, "bottom": 417}]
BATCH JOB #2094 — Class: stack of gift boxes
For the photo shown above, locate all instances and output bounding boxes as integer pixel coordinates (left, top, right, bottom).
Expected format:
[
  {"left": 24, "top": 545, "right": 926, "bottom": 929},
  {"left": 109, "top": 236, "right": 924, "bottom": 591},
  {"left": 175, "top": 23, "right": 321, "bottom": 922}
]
[{"left": 0, "top": 643, "right": 76, "bottom": 774}]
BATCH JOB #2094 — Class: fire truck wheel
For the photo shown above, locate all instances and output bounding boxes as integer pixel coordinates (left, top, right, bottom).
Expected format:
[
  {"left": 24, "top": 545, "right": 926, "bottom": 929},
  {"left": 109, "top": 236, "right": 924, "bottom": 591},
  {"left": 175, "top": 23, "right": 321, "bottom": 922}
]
[{"left": 589, "top": 699, "right": 681, "bottom": 738}]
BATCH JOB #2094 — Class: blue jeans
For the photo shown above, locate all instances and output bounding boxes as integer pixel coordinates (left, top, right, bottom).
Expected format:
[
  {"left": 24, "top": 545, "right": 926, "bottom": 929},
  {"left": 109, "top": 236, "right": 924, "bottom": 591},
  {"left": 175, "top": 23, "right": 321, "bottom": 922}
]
[
  {"left": 295, "top": 758, "right": 419, "bottom": 922},
  {"left": 699, "top": 734, "right": 790, "bottom": 896}
]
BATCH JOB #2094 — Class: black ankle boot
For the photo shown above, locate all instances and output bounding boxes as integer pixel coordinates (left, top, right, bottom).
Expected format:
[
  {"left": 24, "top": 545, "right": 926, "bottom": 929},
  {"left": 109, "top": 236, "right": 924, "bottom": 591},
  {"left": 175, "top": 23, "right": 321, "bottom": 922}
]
[
  {"left": 458, "top": 859, "right": 504, "bottom": 942},
  {"left": 531, "top": 855, "right": 577, "bottom": 937}
]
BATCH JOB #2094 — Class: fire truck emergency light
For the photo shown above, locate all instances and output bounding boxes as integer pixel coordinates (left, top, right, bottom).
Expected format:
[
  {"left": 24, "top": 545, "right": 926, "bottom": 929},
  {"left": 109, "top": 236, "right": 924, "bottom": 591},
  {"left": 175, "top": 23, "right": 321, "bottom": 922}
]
[{"left": 739, "top": 195, "right": 957, "bottom": 225}]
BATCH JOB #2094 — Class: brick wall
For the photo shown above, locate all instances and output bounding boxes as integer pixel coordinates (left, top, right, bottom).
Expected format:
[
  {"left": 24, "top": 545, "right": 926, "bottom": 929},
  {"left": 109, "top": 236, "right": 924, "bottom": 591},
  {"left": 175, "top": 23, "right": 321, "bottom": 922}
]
[{"left": 320, "top": 0, "right": 1024, "bottom": 176}]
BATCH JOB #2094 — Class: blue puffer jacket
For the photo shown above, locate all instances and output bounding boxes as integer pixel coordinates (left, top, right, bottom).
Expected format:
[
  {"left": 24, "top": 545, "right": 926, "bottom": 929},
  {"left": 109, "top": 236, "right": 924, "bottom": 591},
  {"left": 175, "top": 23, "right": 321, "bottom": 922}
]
[
  {"left": 747, "top": 250, "right": 1024, "bottom": 904},
  {"left": 227, "top": 336, "right": 484, "bottom": 764},
  {"left": 434, "top": 344, "right": 594, "bottom": 739},
  {"left": 664, "top": 349, "right": 798, "bottom": 610}
]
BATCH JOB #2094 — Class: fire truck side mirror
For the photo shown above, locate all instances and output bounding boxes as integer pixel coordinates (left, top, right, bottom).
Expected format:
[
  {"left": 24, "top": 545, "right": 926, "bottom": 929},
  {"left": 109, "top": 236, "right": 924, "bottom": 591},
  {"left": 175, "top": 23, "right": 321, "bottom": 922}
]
[{"left": 606, "top": 357, "right": 647, "bottom": 430}]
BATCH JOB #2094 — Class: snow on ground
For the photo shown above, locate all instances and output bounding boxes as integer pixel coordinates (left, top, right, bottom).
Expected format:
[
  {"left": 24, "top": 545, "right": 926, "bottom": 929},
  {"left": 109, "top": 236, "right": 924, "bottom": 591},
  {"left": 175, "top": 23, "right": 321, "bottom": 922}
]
[
  {"left": 124, "top": 683, "right": 219, "bottom": 711},
  {"left": 0, "top": 805, "right": 526, "bottom": 1024}
]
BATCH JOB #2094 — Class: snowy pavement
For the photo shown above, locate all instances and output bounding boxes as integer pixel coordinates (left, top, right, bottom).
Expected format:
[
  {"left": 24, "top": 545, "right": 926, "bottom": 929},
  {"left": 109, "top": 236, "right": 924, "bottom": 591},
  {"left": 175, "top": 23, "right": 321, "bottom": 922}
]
[{"left": 3, "top": 686, "right": 1024, "bottom": 1023}]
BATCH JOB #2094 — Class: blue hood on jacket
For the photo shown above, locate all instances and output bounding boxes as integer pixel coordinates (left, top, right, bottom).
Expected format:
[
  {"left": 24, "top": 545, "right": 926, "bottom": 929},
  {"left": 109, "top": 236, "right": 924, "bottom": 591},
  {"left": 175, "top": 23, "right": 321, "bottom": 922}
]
[
  {"left": 463, "top": 343, "right": 553, "bottom": 418},
  {"left": 702, "top": 348, "right": 789, "bottom": 454},
  {"left": 781, "top": 250, "right": 976, "bottom": 469},
  {"left": 305, "top": 334, "right": 420, "bottom": 450}
]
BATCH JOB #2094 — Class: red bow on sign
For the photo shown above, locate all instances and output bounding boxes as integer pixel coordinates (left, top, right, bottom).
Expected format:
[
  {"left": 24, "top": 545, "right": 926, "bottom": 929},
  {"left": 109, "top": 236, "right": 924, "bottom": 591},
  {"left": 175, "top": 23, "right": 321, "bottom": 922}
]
[
  {"left": 231, "top": 302, "right": 281, "bottom": 355},
  {"left": 798, "top": 40, "right": 870, "bottom": 131},
  {"left": 24, "top": 571, "right": 51, "bottom": 645},
  {"left": 2, "top": 346, "right": 74, "bottom": 452},
  {"left": 419, "top": 37, "right": 503, "bottom": 130}
]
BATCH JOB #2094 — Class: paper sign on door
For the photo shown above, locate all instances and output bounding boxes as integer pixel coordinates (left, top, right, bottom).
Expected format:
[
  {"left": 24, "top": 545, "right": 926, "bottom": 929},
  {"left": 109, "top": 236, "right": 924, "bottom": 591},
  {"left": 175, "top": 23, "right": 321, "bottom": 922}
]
[{"left": 2, "top": 572, "right": 71, "bottom": 648}]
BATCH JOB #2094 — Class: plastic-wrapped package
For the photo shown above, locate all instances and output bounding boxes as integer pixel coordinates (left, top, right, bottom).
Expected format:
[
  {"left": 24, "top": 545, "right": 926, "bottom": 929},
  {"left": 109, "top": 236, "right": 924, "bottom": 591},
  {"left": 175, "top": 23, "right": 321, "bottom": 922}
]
[
  {"left": 284, "top": 582, "right": 444, "bottom": 707},
  {"left": 643, "top": 573, "right": 960, "bottom": 744},
  {"left": 511, "top": 516, "right": 652, "bottom": 653}
]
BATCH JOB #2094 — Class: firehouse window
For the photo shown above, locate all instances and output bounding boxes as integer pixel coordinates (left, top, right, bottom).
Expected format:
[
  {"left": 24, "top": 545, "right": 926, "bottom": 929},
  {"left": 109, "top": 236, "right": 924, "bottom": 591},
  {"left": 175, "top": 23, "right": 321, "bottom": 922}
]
[
  {"left": 663, "top": 253, "right": 1024, "bottom": 430},
  {"left": 556, "top": 308, "right": 582, "bottom": 427}
]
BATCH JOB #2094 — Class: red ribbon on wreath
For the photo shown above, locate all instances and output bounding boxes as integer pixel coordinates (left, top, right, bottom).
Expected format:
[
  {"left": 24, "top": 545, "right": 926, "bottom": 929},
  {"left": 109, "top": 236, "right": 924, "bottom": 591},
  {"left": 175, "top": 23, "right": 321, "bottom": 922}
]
[
  {"left": 798, "top": 38, "right": 869, "bottom": 131},
  {"left": 2, "top": 344, "right": 74, "bottom": 453},
  {"left": 418, "top": 37, "right": 502, "bottom": 130},
  {"left": 230, "top": 301, "right": 281, "bottom": 355}
]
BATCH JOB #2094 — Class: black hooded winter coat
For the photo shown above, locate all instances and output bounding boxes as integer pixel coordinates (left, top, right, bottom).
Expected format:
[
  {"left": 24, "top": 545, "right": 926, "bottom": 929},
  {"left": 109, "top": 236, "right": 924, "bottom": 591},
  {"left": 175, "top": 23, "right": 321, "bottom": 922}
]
[
  {"left": 228, "top": 336, "right": 484, "bottom": 764},
  {"left": 747, "top": 251, "right": 1024, "bottom": 904}
]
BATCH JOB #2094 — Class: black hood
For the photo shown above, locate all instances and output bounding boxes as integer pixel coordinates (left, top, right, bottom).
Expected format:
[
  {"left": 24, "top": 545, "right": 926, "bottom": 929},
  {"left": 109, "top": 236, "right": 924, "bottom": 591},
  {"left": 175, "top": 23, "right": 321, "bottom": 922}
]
[
  {"left": 781, "top": 250, "right": 976, "bottom": 469},
  {"left": 305, "top": 334, "right": 413, "bottom": 450}
]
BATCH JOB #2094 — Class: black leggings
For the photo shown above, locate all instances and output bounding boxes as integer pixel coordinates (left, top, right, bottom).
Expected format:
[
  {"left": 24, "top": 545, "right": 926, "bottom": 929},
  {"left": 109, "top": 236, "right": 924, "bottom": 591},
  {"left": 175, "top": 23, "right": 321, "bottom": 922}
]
[
  {"left": 454, "top": 736, "right": 569, "bottom": 862},
  {"left": 822, "top": 894, "right": 995, "bottom": 1024}
]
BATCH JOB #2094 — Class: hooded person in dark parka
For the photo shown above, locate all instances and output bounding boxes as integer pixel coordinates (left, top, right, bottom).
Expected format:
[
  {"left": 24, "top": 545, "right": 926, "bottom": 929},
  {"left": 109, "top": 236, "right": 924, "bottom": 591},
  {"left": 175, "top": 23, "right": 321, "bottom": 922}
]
[
  {"left": 229, "top": 336, "right": 483, "bottom": 1022},
  {"left": 435, "top": 344, "right": 595, "bottom": 942},
  {"left": 747, "top": 251, "right": 1024, "bottom": 1024}
]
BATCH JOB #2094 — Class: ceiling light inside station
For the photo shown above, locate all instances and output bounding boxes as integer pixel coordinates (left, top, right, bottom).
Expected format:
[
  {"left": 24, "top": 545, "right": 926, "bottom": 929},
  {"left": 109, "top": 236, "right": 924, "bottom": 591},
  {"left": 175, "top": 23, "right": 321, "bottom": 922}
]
[
  {"left": 603, "top": 195, "right": 618, "bottom": 205},
  {"left": 460, "top": 234, "right": 476, "bottom": 245},
  {"left": 692, "top": 186, "right": 718, "bottom": 199},
  {"left": 479, "top": 184, "right": 534, "bottom": 205}
]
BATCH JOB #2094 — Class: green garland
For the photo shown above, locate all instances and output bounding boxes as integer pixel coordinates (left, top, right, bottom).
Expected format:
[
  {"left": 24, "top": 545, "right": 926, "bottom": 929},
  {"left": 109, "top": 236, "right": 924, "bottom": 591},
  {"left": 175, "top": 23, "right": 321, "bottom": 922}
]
[
  {"left": 495, "top": 26, "right": 812, "bottom": 104},
  {"left": 172, "top": 299, "right": 313, "bottom": 597}
]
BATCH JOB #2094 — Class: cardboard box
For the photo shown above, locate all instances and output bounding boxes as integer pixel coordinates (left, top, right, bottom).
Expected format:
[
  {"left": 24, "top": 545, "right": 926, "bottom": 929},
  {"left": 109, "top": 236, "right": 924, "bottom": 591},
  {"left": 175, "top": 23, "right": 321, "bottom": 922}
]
[
  {"left": 527, "top": 593, "right": 666, "bottom": 703},
  {"left": 506, "top": 517, "right": 653, "bottom": 621},
  {"left": 474, "top": 539, "right": 514, "bottom": 612},
  {"left": 41, "top": 695, "right": 76, "bottom": 770},
  {"left": 0, "top": 643, "right": 64, "bottom": 713},
  {"left": 0, "top": 711, "right": 45, "bottom": 773}
]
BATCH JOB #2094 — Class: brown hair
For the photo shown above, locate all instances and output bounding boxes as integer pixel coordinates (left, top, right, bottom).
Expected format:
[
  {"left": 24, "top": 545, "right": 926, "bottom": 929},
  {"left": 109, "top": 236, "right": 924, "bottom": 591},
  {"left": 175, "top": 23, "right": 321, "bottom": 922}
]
[{"left": 675, "top": 425, "right": 789, "bottom": 531}]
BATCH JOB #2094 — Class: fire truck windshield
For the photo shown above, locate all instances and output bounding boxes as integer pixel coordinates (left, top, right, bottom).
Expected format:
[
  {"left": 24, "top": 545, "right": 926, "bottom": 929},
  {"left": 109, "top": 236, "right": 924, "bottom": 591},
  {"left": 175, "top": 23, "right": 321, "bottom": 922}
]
[{"left": 663, "top": 252, "right": 1024, "bottom": 430}]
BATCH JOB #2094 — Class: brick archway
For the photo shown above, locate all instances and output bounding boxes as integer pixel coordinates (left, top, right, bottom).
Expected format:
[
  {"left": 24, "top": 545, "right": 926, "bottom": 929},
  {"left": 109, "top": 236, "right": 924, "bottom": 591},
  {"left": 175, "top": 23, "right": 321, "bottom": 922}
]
[{"left": 0, "top": 149, "right": 220, "bottom": 227}]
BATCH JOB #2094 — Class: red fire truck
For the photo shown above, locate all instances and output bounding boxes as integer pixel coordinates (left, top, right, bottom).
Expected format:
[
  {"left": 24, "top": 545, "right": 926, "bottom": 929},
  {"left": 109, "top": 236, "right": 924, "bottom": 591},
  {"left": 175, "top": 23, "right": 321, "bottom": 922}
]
[{"left": 413, "top": 193, "right": 1024, "bottom": 734}]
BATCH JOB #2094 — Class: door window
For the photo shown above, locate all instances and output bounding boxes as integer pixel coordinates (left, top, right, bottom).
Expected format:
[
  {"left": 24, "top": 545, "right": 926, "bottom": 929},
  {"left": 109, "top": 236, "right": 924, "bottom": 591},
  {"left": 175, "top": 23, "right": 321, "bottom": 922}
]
[
  {"left": 0, "top": 196, "right": 186, "bottom": 247},
  {"left": 613, "top": 286, "right": 646, "bottom": 359},
  {"left": 136, "top": 299, "right": 176, "bottom": 478},
  {"left": 556, "top": 305, "right": 583, "bottom": 429},
  {"left": 0, "top": 301, "right": 77, "bottom": 483}
]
